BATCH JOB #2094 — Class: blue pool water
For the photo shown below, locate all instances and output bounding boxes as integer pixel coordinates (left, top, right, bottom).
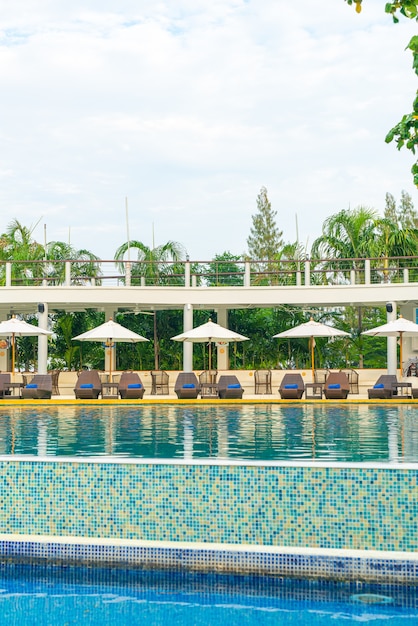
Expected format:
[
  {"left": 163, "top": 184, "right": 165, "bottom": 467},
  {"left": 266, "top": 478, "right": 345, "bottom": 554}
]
[
  {"left": 0, "top": 565, "right": 416, "bottom": 625},
  {"left": 0, "top": 404, "right": 416, "bottom": 462}
]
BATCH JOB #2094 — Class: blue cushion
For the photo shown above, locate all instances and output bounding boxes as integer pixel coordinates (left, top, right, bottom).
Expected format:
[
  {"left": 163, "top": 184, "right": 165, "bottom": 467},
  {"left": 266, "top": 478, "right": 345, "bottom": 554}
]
[
  {"left": 127, "top": 384, "right": 142, "bottom": 389},
  {"left": 373, "top": 383, "right": 384, "bottom": 389},
  {"left": 227, "top": 384, "right": 241, "bottom": 389},
  {"left": 80, "top": 383, "right": 93, "bottom": 389},
  {"left": 26, "top": 384, "right": 38, "bottom": 389},
  {"left": 182, "top": 383, "right": 195, "bottom": 389},
  {"left": 284, "top": 384, "right": 298, "bottom": 389},
  {"left": 328, "top": 384, "right": 340, "bottom": 389}
]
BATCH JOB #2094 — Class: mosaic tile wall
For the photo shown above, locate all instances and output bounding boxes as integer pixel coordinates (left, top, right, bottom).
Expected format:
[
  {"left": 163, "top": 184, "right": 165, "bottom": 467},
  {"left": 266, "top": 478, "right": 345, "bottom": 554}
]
[{"left": 0, "top": 460, "right": 417, "bottom": 552}]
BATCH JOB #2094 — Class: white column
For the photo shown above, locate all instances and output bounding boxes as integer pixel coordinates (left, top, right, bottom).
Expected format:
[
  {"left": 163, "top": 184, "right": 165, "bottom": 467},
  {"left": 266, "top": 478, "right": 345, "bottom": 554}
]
[
  {"left": 65, "top": 261, "right": 71, "bottom": 286},
  {"left": 364, "top": 259, "right": 371, "bottom": 284},
  {"left": 37, "top": 303, "right": 49, "bottom": 374},
  {"left": 244, "top": 262, "right": 251, "bottom": 287},
  {"left": 0, "top": 312, "right": 8, "bottom": 371},
  {"left": 184, "top": 259, "right": 191, "bottom": 288},
  {"left": 304, "top": 260, "right": 311, "bottom": 286},
  {"left": 216, "top": 308, "right": 229, "bottom": 370},
  {"left": 183, "top": 304, "right": 193, "bottom": 372},
  {"left": 386, "top": 302, "right": 397, "bottom": 376}
]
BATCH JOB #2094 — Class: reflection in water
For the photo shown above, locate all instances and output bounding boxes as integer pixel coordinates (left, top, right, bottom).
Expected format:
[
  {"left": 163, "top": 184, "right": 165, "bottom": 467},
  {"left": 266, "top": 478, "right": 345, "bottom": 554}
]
[
  {"left": 183, "top": 410, "right": 194, "bottom": 459},
  {"left": 0, "top": 404, "right": 415, "bottom": 462}
]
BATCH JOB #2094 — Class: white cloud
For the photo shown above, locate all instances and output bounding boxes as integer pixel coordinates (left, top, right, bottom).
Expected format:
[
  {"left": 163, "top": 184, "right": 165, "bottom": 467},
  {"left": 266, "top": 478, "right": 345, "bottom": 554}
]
[{"left": 0, "top": 1, "right": 416, "bottom": 259}]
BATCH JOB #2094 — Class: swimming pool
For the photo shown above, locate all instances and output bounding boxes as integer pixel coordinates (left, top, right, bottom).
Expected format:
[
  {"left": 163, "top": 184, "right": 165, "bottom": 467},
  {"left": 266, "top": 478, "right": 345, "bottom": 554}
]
[
  {"left": 0, "top": 564, "right": 417, "bottom": 625},
  {"left": 0, "top": 403, "right": 416, "bottom": 462}
]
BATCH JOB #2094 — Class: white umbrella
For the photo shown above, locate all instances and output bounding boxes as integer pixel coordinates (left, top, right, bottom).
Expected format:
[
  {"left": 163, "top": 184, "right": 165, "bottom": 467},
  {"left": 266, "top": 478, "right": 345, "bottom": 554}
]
[
  {"left": 0, "top": 316, "right": 53, "bottom": 376},
  {"left": 362, "top": 315, "right": 418, "bottom": 376},
  {"left": 273, "top": 318, "right": 349, "bottom": 377},
  {"left": 73, "top": 318, "right": 148, "bottom": 378},
  {"left": 171, "top": 319, "right": 249, "bottom": 370}
]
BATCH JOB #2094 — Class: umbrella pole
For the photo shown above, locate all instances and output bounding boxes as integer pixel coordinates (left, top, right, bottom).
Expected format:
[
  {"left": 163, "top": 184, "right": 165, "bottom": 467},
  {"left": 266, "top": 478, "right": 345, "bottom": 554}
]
[
  {"left": 12, "top": 333, "right": 15, "bottom": 381},
  {"left": 311, "top": 336, "right": 315, "bottom": 380},
  {"left": 107, "top": 339, "right": 113, "bottom": 382},
  {"left": 400, "top": 332, "right": 403, "bottom": 378},
  {"left": 209, "top": 339, "right": 212, "bottom": 371}
]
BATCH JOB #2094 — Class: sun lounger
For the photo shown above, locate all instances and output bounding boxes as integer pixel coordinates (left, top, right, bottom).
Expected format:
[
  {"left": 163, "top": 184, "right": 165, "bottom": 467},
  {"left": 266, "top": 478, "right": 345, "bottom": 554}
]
[
  {"left": 21, "top": 374, "right": 53, "bottom": 399},
  {"left": 279, "top": 373, "right": 305, "bottom": 399},
  {"left": 323, "top": 372, "right": 350, "bottom": 399},
  {"left": 0, "top": 374, "right": 11, "bottom": 398},
  {"left": 217, "top": 375, "right": 244, "bottom": 399},
  {"left": 174, "top": 372, "right": 200, "bottom": 399},
  {"left": 118, "top": 372, "right": 145, "bottom": 399},
  {"left": 367, "top": 375, "right": 398, "bottom": 399},
  {"left": 74, "top": 370, "right": 102, "bottom": 399}
]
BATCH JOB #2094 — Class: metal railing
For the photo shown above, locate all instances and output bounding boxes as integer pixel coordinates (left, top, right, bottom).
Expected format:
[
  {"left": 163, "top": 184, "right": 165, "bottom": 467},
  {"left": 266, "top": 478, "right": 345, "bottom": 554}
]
[{"left": 1, "top": 256, "right": 418, "bottom": 288}]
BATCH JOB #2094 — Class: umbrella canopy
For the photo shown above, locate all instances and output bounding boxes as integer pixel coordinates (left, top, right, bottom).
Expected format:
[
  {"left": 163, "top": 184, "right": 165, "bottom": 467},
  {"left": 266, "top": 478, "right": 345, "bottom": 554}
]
[
  {"left": 273, "top": 318, "right": 349, "bottom": 377},
  {"left": 0, "top": 316, "right": 53, "bottom": 375},
  {"left": 171, "top": 319, "right": 249, "bottom": 370},
  {"left": 73, "top": 319, "right": 148, "bottom": 377},
  {"left": 362, "top": 316, "right": 418, "bottom": 375}
]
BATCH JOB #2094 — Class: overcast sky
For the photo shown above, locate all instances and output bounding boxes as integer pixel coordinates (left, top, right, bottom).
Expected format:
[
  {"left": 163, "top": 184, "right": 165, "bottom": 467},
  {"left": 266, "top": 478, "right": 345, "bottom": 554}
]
[{"left": 0, "top": 1, "right": 416, "bottom": 261}]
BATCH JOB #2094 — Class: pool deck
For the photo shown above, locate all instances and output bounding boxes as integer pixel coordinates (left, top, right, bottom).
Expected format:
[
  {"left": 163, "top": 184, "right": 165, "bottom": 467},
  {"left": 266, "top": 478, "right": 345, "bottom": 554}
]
[
  {"left": 6, "top": 368, "right": 418, "bottom": 404},
  {"left": 1, "top": 392, "right": 417, "bottom": 404}
]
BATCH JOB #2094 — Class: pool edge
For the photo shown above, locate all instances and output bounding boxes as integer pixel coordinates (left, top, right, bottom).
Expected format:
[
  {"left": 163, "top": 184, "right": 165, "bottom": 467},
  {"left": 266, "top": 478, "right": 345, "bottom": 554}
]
[{"left": 0, "top": 534, "right": 416, "bottom": 584}]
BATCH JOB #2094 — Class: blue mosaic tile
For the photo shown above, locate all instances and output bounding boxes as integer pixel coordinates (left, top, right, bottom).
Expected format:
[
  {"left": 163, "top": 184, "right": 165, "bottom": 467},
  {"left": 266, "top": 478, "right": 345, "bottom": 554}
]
[{"left": 0, "top": 460, "right": 416, "bottom": 556}]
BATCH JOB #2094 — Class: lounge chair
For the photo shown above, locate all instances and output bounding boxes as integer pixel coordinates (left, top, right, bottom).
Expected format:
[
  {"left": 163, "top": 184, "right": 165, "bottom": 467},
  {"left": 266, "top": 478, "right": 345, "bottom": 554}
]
[
  {"left": 340, "top": 368, "right": 359, "bottom": 394},
  {"left": 21, "top": 374, "right": 53, "bottom": 399},
  {"left": 323, "top": 372, "right": 350, "bottom": 399},
  {"left": 217, "top": 375, "right": 244, "bottom": 399},
  {"left": 279, "top": 373, "right": 304, "bottom": 399},
  {"left": 367, "top": 375, "right": 398, "bottom": 399},
  {"left": 150, "top": 370, "right": 170, "bottom": 395},
  {"left": 0, "top": 374, "right": 11, "bottom": 398},
  {"left": 199, "top": 370, "right": 218, "bottom": 397},
  {"left": 74, "top": 370, "right": 102, "bottom": 399},
  {"left": 254, "top": 369, "right": 272, "bottom": 394},
  {"left": 119, "top": 371, "right": 145, "bottom": 399},
  {"left": 314, "top": 369, "right": 330, "bottom": 384},
  {"left": 174, "top": 372, "right": 200, "bottom": 399}
]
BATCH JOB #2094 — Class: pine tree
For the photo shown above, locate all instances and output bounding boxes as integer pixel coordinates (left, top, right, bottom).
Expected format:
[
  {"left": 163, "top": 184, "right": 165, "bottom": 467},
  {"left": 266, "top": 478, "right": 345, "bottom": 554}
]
[
  {"left": 384, "top": 192, "right": 397, "bottom": 223},
  {"left": 384, "top": 190, "right": 417, "bottom": 229},
  {"left": 398, "top": 190, "right": 417, "bottom": 229},
  {"left": 247, "top": 187, "right": 284, "bottom": 260}
]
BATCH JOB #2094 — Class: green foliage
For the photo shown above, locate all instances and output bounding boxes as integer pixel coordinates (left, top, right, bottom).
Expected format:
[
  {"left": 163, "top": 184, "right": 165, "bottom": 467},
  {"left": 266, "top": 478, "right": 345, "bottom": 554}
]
[
  {"left": 114, "top": 240, "right": 187, "bottom": 286},
  {"left": 51, "top": 311, "right": 104, "bottom": 370},
  {"left": 205, "top": 252, "right": 243, "bottom": 286},
  {"left": 346, "top": 1, "right": 418, "bottom": 185}
]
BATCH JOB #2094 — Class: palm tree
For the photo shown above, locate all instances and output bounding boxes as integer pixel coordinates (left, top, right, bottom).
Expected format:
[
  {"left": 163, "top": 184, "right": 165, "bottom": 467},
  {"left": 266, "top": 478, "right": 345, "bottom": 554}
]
[
  {"left": 115, "top": 240, "right": 187, "bottom": 286},
  {"left": 44, "top": 241, "right": 101, "bottom": 285},
  {"left": 115, "top": 239, "right": 187, "bottom": 367},
  {"left": 311, "top": 207, "right": 381, "bottom": 367},
  {"left": 373, "top": 218, "right": 418, "bottom": 283},
  {"left": 311, "top": 207, "right": 378, "bottom": 284},
  {"left": 0, "top": 219, "right": 102, "bottom": 286},
  {"left": 0, "top": 219, "right": 45, "bottom": 285}
]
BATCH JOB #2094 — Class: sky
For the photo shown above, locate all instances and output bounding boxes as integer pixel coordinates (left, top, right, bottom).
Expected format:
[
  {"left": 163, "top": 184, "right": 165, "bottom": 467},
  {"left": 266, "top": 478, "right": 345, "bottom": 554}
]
[{"left": 0, "top": 0, "right": 417, "bottom": 261}]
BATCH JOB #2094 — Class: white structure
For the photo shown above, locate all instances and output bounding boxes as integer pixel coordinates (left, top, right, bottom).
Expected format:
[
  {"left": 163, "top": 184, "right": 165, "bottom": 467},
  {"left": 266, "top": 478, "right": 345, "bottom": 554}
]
[{"left": 1, "top": 258, "right": 417, "bottom": 374}]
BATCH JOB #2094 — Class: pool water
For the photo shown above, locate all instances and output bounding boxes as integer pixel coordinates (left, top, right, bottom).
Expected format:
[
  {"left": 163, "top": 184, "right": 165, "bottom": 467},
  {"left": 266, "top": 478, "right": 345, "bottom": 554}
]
[
  {"left": 0, "top": 404, "right": 417, "bottom": 462},
  {"left": 0, "top": 565, "right": 416, "bottom": 625}
]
